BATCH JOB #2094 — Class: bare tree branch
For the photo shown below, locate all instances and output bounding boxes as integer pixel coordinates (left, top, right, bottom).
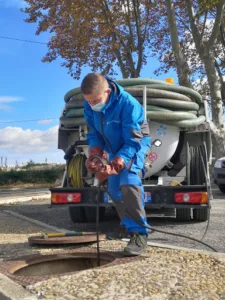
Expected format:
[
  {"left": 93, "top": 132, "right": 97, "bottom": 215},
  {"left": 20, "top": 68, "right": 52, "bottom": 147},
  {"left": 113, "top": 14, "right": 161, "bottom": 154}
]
[
  {"left": 132, "top": 0, "right": 143, "bottom": 76},
  {"left": 102, "top": 0, "right": 128, "bottom": 77},
  {"left": 200, "top": 10, "right": 208, "bottom": 40},
  {"left": 208, "top": 0, "right": 225, "bottom": 48},
  {"left": 166, "top": 0, "right": 192, "bottom": 87},
  {"left": 174, "top": 11, "right": 192, "bottom": 34},
  {"left": 215, "top": 59, "right": 225, "bottom": 103},
  {"left": 220, "top": 22, "right": 225, "bottom": 47},
  {"left": 185, "top": 0, "right": 202, "bottom": 48},
  {"left": 125, "top": 0, "right": 134, "bottom": 48}
]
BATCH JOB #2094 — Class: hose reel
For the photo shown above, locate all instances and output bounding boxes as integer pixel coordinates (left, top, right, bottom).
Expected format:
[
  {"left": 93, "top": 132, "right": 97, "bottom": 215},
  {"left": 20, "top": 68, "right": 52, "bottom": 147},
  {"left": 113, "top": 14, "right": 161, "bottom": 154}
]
[{"left": 67, "top": 154, "right": 87, "bottom": 188}]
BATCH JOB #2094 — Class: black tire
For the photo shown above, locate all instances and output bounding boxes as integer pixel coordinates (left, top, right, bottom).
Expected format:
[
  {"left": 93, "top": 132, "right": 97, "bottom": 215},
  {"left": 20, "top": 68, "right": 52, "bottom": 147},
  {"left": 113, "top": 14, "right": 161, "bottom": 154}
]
[
  {"left": 68, "top": 206, "right": 86, "bottom": 223},
  {"left": 218, "top": 184, "right": 225, "bottom": 193},
  {"left": 84, "top": 207, "right": 105, "bottom": 222},
  {"left": 176, "top": 208, "right": 191, "bottom": 221},
  {"left": 193, "top": 207, "right": 209, "bottom": 222}
]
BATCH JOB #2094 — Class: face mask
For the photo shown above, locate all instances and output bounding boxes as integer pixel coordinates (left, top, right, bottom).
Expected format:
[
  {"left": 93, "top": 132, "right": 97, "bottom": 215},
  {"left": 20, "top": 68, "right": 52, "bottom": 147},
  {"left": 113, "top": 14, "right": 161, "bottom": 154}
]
[{"left": 90, "top": 101, "right": 106, "bottom": 112}]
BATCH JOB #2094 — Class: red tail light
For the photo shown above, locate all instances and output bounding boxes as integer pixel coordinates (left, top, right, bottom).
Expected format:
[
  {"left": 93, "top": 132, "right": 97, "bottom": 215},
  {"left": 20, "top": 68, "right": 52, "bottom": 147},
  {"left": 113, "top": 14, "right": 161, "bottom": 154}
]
[
  {"left": 51, "top": 193, "right": 81, "bottom": 204},
  {"left": 175, "top": 192, "right": 208, "bottom": 204}
]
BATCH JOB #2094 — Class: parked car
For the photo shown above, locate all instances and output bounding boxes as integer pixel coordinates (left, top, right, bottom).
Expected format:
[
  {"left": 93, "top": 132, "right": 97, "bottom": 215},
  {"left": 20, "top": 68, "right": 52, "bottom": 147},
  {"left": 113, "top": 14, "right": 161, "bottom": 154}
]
[{"left": 213, "top": 157, "right": 225, "bottom": 193}]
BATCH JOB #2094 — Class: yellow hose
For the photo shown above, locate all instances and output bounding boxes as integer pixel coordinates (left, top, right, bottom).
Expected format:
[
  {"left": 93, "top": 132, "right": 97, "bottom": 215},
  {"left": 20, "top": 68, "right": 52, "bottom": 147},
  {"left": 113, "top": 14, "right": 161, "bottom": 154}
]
[{"left": 67, "top": 154, "right": 84, "bottom": 187}]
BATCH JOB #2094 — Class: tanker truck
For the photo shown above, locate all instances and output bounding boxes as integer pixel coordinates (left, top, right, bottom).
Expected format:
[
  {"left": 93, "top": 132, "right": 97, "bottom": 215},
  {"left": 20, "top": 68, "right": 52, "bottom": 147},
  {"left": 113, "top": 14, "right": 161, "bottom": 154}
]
[{"left": 50, "top": 78, "right": 212, "bottom": 223}]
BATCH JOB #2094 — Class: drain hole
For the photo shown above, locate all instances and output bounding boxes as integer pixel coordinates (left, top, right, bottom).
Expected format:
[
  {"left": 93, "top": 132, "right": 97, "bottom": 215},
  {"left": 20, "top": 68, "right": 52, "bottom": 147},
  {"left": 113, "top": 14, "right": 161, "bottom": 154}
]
[{"left": 12, "top": 256, "right": 113, "bottom": 276}]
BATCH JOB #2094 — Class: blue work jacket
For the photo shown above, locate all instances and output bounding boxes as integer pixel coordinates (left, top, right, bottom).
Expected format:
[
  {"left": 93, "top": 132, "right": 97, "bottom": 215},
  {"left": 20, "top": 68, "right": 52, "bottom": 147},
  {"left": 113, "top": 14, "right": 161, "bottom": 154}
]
[{"left": 84, "top": 78, "right": 151, "bottom": 173}]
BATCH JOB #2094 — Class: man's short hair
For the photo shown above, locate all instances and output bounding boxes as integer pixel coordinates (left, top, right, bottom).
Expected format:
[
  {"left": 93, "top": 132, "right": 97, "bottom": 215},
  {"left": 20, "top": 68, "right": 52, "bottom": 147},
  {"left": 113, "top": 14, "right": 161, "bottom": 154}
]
[{"left": 81, "top": 73, "right": 107, "bottom": 95}]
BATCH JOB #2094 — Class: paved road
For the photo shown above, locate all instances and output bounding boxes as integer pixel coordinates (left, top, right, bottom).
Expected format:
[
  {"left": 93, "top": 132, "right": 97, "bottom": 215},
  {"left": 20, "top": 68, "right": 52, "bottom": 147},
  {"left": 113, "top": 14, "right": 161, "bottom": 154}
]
[
  {"left": 1, "top": 187, "right": 225, "bottom": 253},
  {"left": 0, "top": 187, "right": 50, "bottom": 197}
]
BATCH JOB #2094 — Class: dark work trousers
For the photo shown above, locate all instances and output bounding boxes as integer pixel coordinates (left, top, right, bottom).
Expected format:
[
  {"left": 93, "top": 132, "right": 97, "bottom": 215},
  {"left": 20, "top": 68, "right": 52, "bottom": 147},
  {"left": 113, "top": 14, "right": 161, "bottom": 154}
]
[{"left": 108, "top": 168, "right": 149, "bottom": 235}]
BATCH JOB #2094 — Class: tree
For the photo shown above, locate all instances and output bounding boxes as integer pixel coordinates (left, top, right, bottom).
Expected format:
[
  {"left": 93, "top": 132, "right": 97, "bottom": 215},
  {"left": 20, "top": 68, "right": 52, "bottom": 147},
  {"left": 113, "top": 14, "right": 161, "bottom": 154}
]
[
  {"left": 165, "top": 0, "right": 193, "bottom": 88},
  {"left": 27, "top": 159, "right": 35, "bottom": 167},
  {"left": 184, "top": 0, "right": 225, "bottom": 158},
  {"left": 23, "top": 0, "right": 225, "bottom": 157},
  {"left": 150, "top": 0, "right": 225, "bottom": 158},
  {"left": 22, "top": 0, "right": 154, "bottom": 78}
]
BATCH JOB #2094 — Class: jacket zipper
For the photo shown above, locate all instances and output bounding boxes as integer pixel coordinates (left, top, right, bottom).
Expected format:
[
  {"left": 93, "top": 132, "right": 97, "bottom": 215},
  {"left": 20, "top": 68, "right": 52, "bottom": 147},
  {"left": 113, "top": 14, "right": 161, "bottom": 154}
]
[{"left": 101, "top": 113, "right": 115, "bottom": 154}]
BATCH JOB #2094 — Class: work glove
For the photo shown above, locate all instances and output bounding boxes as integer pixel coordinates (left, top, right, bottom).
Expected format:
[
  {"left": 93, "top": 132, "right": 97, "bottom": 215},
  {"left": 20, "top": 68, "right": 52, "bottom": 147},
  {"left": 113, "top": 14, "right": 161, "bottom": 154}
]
[
  {"left": 85, "top": 146, "right": 104, "bottom": 173},
  {"left": 96, "top": 156, "right": 125, "bottom": 182}
]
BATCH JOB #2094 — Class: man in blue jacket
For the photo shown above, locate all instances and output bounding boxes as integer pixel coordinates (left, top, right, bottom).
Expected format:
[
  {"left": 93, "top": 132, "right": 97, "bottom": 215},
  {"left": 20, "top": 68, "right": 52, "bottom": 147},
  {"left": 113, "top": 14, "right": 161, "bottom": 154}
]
[{"left": 81, "top": 73, "right": 151, "bottom": 256}]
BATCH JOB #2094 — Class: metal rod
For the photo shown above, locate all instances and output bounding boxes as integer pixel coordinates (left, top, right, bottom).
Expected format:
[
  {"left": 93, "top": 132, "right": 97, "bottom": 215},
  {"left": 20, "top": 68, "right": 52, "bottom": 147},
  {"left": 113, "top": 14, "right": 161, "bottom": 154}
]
[
  {"left": 143, "top": 86, "right": 147, "bottom": 119},
  {"left": 96, "top": 185, "right": 100, "bottom": 267},
  {"left": 203, "top": 100, "right": 210, "bottom": 123},
  {"left": 186, "top": 142, "right": 190, "bottom": 185}
]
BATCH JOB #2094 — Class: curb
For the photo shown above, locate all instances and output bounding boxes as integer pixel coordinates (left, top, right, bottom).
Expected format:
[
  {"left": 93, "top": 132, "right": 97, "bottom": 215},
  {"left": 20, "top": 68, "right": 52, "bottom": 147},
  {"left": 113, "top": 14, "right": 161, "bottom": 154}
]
[
  {"left": 3, "top": 209, "right": 75, "bottom": 234},
  {"left": 122, "top": 238, "right": 225, "bottom": 262},
  {"left": 0, "top": 195, "right": 50, "bottom": 205},
  {"left": 0, "top": 274, "right": 38, "bottom": 300}
]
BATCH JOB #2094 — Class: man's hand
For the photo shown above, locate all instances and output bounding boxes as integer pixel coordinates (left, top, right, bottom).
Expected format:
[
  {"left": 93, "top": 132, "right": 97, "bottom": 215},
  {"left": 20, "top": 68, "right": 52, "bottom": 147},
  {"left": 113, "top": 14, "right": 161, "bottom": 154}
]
[
  {"left": 96, "top": 156, "right": 125, "bottom": 182},
  {"left": 86, "top": 157, "right": 103, "bottom": 173},
  {"left": 85, "top": 146, "right": 104, "bottom": 173}
]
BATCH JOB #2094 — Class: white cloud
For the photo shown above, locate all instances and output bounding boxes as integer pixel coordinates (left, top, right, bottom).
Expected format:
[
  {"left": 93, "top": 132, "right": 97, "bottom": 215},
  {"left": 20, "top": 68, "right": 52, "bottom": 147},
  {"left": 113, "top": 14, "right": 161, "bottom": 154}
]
[
  {"left": 0, "top": 126, "right": 58, "bottom": 154},
  {"left": 38, "top": 119, "right": 53, "bottom": 125},
  {"left": 0, "top": 96, "right": 23, "bottom": 103},
  {"left": 0, "top": 96, "right": 23, "bottom": 111},
  {"left": 0, "top": 104, "right": 12, "bottom": 112},
  {"left": 0, "top": 0, "right": 27, "bottom": 8}
]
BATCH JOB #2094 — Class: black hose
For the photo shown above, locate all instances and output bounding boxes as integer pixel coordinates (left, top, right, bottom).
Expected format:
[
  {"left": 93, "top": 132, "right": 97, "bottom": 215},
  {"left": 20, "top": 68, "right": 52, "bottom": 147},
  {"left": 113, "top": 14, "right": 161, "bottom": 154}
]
[
  {"left": 89, "top": 156, "right": 103, "bottom": 267},
  {"left": 198, "top": 144, "right": 211, "bottom": 242},
  {"left": 96, "top": 185, "right": 100, "bottom": 266}
]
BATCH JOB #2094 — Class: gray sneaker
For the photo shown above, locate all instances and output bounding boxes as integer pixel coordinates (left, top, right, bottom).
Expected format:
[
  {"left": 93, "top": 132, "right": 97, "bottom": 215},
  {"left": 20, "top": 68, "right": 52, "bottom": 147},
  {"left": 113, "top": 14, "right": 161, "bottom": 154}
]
[{"left": 124, "top": 232, "right": 148, "bottom": 256}]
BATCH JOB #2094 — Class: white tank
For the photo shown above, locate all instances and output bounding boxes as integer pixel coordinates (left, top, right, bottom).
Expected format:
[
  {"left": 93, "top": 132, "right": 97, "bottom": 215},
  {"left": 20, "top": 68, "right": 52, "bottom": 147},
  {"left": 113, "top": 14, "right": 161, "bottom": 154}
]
[{"left": 144, "top": 121, "right": 180, "bottom": 178}]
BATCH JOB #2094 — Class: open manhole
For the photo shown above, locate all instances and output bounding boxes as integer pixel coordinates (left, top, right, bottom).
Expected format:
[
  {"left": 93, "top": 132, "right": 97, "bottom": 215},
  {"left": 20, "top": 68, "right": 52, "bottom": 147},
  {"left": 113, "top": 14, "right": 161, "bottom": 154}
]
[
  {"left": 8, "top": 253, "right": 115, "bottom": 277},
  {"left": 1, "top": 249, "right": 143, "bottom": 286}
]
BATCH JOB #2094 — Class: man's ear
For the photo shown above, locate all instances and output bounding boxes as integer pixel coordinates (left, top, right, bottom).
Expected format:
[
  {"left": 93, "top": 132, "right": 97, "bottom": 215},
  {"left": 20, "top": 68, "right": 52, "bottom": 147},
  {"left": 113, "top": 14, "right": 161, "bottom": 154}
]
[{"left": 106, "top": 88, "right": 111, "bottom": 95}]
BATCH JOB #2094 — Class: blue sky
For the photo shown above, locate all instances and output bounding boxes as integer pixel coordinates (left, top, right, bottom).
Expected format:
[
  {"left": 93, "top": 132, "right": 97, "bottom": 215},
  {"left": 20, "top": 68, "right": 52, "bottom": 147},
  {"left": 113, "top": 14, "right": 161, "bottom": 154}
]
[{"left": 0, "top": 0, "right": 177, "bottom": 166}]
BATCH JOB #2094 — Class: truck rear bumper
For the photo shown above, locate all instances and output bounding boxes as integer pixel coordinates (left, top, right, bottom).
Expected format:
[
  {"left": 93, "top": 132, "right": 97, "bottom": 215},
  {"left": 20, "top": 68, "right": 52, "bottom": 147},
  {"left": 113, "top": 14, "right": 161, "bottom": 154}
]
[{"left": 50, "top": 185, "right": 209, "bottom": 209}]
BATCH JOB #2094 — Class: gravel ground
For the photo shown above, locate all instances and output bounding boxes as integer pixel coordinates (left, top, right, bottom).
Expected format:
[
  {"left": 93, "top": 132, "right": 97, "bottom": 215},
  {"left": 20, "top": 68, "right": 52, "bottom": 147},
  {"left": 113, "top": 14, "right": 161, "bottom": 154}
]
[
  {"left": 0, "top": 191, "right": 225, "bottom": 300},
  {"left": 1, "top": 187, "right": 225, "bottom": 253},
  {"left": 0, "top": 211, "right": 80, "bottom": 260},
  {"left": 27, "top": 243, "right": 225, "bottom": 300}
]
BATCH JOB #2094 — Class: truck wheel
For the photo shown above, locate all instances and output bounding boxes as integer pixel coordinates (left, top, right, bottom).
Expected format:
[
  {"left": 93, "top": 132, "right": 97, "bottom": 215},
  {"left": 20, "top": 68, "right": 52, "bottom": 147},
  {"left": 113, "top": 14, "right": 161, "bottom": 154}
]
[
  {"left": 176, "top": 208, "right": 191, "bottom": 221},
  {"left": 68, "top": 206, "right": 87, "bottom": 223},
  {"left": 218, "top": 184, "right": 225, "bottom": 193},
  {"left": 193, "top": 207, "right": 209, "bottom": 222},
  {"left": 84, "top": 207, "right": 105, "bottom": 222}
]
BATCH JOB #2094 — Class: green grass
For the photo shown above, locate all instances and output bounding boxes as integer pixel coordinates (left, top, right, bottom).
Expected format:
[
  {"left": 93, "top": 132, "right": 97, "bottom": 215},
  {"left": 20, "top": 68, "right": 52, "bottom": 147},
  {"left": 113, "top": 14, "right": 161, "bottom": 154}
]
[{"left": 0, "top": 168, "right": 65, "bottom": 186}]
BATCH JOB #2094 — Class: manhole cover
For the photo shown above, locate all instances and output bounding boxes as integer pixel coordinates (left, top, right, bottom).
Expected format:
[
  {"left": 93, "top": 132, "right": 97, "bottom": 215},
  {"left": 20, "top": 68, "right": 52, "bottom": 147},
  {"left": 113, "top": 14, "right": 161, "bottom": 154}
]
[
  {"left": 28, "top": 233, "right": 106, "bottom": 245},
  {"left": 9, "top": 254, "right": 114, "bottom": 276}
]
